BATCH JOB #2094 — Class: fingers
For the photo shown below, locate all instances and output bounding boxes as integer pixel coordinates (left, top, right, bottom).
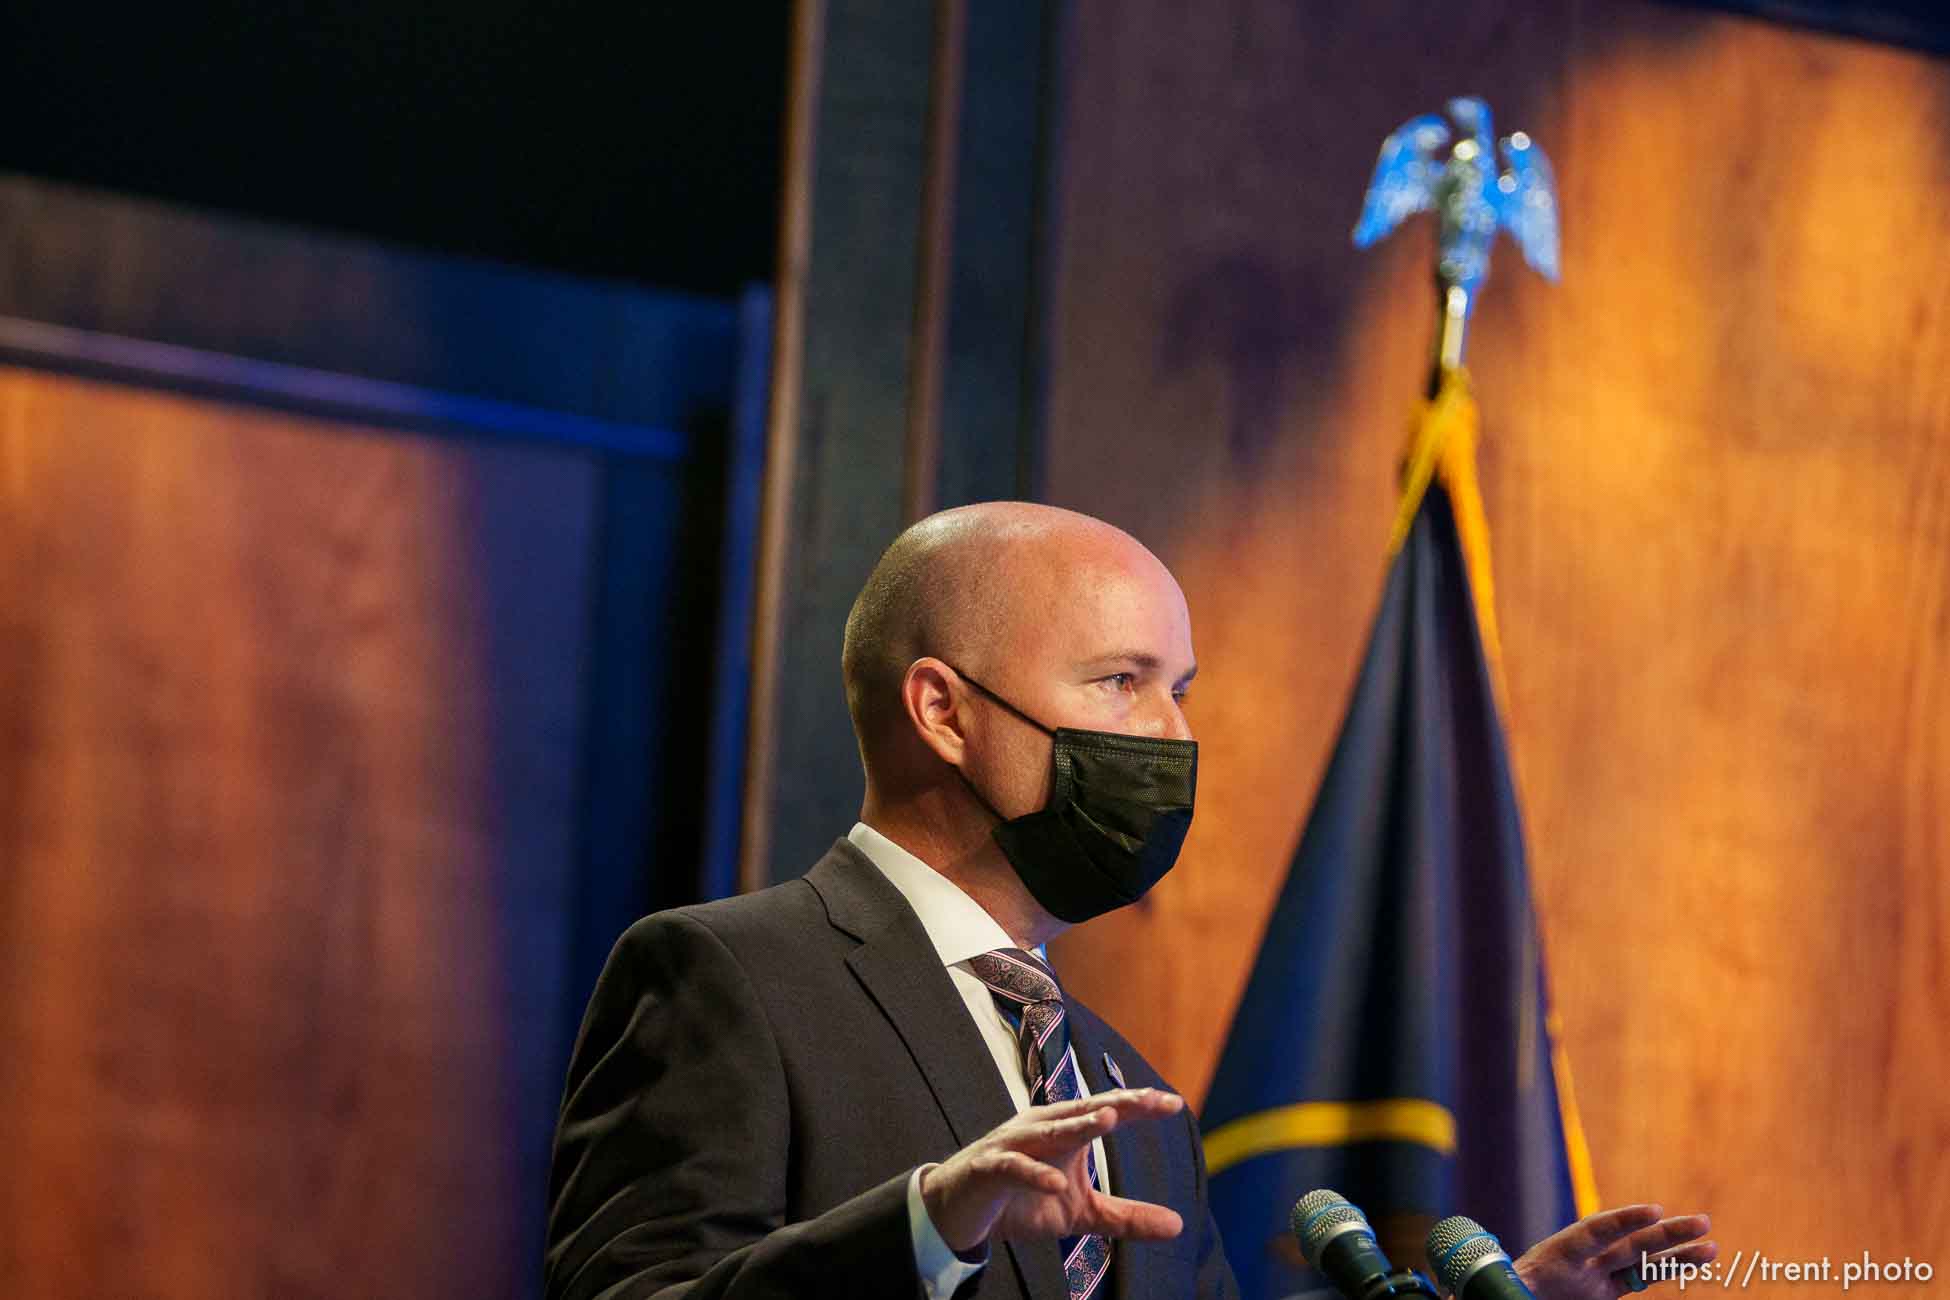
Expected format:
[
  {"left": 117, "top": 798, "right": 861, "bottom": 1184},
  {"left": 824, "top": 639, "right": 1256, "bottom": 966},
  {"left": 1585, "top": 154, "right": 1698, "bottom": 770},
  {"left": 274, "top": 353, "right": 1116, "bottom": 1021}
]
[
  {"left": 1007, "top": 1090, "right": 1184, "bottom": 1159},
  {"left": 1647, "top": 1240, "right": 1719, "bottom": 1269},
  {"left": 1595, "top": 1215, "right": 1712, "bottom": 1274},
  {"left": 1012, "top": 1107, "right": 1122, "bottom": 1159},
  {"left": 1573, "top": 1204, "right": 1664, "bottom": 1254},
  {"left": 1075, "top": 1192, "right": 1185, "bottom": 1242},
  {"left": 972, "top": 1147, "right": 1067, "bottom": 1196},
  {"left": 1609, "top": 1239, "right": 1717, "bottom": 1299},
  {"left": 1029, "top": 1088, "right": 1184, "bottom": 1123}
]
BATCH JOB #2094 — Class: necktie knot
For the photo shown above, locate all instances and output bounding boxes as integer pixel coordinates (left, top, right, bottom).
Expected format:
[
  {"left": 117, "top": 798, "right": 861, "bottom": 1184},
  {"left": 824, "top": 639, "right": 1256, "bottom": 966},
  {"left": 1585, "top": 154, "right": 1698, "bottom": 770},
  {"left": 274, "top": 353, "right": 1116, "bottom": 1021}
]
[
  {"left": 966, "top": 946, "right": 1061, "bottom": 1008},
  {"left": 967, "top": 947, "right": 1074, "bottom": 1107}
]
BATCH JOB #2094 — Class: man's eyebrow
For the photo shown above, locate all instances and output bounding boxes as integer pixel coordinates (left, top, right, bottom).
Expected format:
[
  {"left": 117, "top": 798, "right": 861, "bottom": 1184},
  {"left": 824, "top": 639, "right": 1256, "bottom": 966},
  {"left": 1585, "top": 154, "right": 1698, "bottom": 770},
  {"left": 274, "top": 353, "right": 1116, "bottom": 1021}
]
[{"left": 1075, "top": 652, "right": 1198, "bottom": 685}]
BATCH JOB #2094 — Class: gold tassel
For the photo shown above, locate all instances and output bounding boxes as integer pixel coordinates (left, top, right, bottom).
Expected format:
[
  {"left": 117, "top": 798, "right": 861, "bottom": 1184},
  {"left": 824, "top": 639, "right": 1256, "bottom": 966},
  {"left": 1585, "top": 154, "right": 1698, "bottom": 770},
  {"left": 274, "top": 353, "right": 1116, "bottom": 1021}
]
[{"left": 1386, "top": 365, "right": 1503, "bottom": 675}]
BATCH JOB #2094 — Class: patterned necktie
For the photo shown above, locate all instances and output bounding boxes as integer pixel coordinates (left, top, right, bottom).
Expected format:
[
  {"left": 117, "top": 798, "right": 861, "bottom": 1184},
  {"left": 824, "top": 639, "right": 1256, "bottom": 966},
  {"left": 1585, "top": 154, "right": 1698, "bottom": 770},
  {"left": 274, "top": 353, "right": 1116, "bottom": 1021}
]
[{"left": 967, "top": 947, "right": 1112, "bottom": 1300}]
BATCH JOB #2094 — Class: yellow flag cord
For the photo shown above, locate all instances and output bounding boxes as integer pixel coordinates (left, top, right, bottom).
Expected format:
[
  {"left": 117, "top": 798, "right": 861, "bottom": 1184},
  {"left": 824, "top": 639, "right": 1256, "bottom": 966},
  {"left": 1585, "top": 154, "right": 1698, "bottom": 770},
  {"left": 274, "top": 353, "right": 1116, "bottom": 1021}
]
[{"left": 1386, "top": 366, "right": 1501, "bottom": 671}]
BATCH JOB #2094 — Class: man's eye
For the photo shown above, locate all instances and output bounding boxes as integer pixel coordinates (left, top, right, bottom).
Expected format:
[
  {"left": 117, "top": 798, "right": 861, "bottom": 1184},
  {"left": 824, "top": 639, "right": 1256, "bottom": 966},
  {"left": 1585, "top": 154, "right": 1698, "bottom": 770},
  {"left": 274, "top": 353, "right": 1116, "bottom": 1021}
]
[{"left": 1100, "top": 673, "right": 1135, "bottom": 692}]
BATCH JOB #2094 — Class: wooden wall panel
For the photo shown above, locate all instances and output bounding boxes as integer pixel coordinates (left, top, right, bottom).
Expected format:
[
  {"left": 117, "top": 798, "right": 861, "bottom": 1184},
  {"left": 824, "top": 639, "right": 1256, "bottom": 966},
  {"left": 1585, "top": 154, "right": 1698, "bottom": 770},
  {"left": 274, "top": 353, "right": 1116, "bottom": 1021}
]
[
  {"left": 0, "top": 368, "right": 599, "bottom": 1298},
  {"left": 1043, "top": 0, "right": 1950, "bottom": 1274},
  {"left": 744, "top": 0, "right": 1063, "bottom": 888}
]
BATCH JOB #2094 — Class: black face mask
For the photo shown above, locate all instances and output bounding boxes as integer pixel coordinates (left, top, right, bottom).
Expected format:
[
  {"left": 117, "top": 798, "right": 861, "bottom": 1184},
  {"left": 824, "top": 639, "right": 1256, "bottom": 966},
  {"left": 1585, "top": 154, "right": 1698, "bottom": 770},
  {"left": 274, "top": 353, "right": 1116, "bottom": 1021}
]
[{"left": 950, "top": 668, "right": 1197, "bottom": 924}]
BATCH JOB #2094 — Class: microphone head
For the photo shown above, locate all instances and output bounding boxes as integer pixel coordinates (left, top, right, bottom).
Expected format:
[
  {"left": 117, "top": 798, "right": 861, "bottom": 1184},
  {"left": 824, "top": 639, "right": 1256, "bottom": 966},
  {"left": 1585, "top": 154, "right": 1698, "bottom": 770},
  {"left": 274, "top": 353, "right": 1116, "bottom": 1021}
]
[
  {"left": 1290, "top": 1189, "right": 1373, "bottom": 1269},
  {"left": 1426, "top": 1215, "right": 1514, "bottom": 1295}
]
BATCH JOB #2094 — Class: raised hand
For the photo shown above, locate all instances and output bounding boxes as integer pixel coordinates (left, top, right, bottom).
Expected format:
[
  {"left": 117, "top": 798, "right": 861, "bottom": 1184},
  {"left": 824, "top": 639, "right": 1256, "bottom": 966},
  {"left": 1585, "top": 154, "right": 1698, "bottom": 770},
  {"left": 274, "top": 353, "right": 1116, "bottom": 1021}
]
[
  {"left": 917, "top": 1088, "right": 1187, "bottom": 1254},
  {"left": 1516, "top": 1204, "right": 1716, "bottom": 1299}
]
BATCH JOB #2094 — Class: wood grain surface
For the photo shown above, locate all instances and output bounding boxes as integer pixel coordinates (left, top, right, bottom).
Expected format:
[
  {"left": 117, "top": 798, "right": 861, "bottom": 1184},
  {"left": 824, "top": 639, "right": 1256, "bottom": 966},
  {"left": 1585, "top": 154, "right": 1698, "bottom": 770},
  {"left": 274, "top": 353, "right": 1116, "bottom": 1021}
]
[
  {"left": 1041, "top": 0, "right": 1950, "bottom": 1278},
  {"left": 0, "top": 368, "right": 600, "bottom": 1297}
]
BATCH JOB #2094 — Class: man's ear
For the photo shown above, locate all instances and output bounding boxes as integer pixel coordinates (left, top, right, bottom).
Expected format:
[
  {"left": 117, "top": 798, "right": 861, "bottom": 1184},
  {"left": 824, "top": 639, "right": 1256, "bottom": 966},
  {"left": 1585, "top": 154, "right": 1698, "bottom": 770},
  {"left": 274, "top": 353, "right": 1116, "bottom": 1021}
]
[{"left": 901, "top": 658, "right": 968, "bottom": 767}]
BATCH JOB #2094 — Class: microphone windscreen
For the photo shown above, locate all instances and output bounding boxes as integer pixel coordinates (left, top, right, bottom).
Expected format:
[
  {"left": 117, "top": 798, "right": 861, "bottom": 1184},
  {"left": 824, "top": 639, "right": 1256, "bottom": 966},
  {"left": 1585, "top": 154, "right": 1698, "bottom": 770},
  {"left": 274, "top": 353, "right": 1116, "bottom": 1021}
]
[
  {"left": 1291, "top": 1189, "right": 1370, "bottom": 1269},
  {"left": 1426, "top": 1214, "right": 1529, "bottom": 1298}
]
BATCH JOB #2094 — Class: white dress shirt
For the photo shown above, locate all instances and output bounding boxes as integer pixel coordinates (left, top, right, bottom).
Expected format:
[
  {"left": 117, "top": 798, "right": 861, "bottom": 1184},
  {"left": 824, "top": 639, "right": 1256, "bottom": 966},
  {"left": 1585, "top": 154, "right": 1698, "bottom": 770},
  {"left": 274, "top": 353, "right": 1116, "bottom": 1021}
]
[{"left": 846, "top": 822, "right": 1111, "bottom": 1300}]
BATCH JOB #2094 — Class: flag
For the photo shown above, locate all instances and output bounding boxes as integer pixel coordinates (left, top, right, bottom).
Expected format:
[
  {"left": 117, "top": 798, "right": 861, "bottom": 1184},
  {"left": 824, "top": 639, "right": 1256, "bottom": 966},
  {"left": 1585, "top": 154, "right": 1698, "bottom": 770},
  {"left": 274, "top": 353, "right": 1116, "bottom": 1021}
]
[{"left": 1199, "top": 370, "right": 1597, "bottom": 1298}]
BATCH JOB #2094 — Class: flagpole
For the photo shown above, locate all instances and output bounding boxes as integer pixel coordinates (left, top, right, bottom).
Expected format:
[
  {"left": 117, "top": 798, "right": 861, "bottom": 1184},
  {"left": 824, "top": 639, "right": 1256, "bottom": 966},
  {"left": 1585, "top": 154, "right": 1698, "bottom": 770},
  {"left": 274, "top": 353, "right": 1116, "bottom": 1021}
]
[{"left": 1436, "top": 285, "right": 1469, "bottom": 379}]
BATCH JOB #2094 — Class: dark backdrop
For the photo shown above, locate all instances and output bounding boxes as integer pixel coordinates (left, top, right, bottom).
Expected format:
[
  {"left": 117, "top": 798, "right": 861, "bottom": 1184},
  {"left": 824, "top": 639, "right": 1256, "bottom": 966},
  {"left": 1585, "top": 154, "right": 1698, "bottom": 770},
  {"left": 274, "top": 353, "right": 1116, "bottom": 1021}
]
[{"left": 0, "top": 1, "right": 790, "bottom": 294}]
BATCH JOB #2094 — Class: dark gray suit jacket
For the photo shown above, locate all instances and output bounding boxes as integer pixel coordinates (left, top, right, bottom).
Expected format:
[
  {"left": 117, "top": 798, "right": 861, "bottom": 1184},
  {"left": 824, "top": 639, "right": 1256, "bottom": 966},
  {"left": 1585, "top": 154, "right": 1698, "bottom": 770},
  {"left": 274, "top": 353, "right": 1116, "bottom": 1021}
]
[{"left": 545, "top": 838, "right": 1239, "bottom": 1300}]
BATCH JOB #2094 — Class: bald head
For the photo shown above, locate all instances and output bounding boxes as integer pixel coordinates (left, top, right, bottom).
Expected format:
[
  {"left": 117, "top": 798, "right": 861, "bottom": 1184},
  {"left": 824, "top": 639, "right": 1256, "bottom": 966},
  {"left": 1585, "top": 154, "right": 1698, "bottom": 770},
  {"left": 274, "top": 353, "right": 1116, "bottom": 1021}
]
[{"left": 841, "top": 502, "right": 1193, "bottom": 776}]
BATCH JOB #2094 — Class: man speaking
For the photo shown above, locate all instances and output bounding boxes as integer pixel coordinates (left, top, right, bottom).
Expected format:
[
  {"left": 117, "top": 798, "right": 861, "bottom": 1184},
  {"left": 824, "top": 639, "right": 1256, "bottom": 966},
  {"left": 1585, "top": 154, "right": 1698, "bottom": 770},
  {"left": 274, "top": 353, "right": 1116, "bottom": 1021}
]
[{"left": 543, "top": 502, "right": 1714, "bottom": 1300}]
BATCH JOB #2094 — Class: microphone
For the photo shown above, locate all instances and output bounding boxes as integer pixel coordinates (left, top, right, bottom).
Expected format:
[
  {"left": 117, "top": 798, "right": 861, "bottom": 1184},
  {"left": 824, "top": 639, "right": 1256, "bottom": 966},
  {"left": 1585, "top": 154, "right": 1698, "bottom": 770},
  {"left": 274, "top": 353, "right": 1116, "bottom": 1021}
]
[
  {"left": 1424, "top": 1216, "right": 1536, "bottom": 1300},
  {"left": 1291, "top": 1189, "right": 1438, "bottom": 1299}
]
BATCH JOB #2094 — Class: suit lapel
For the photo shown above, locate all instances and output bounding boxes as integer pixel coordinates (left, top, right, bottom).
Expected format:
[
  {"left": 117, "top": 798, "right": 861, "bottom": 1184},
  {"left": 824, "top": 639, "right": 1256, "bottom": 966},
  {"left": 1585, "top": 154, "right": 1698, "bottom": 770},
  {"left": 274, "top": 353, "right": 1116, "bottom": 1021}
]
[{"left": 807, "top": 840, "right": 1070, "bottom": 1300}]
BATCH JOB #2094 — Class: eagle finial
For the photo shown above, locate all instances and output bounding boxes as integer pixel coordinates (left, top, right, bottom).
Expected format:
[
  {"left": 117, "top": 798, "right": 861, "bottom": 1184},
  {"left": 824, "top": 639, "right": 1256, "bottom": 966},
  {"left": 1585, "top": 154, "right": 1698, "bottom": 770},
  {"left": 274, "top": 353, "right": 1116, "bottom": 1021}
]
[{"left": 1353, "top": 96, "right": 1559, "bottom": 310}]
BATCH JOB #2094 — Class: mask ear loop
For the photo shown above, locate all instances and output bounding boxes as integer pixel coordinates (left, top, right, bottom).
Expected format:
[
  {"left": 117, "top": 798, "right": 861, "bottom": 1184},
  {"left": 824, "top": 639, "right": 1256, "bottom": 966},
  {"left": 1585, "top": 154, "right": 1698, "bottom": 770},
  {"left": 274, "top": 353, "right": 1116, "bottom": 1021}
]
[{"left": 946, "top": 665, "right": 1056, "bottom": 737}]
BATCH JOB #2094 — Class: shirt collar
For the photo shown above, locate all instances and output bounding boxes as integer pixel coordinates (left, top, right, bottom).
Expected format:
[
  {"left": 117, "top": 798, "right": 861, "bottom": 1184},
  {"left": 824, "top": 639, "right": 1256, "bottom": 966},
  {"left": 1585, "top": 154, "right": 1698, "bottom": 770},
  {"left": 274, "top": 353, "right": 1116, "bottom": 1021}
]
[{"left": 847, "top": 822, "right": 1028, "bottom": 968}]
